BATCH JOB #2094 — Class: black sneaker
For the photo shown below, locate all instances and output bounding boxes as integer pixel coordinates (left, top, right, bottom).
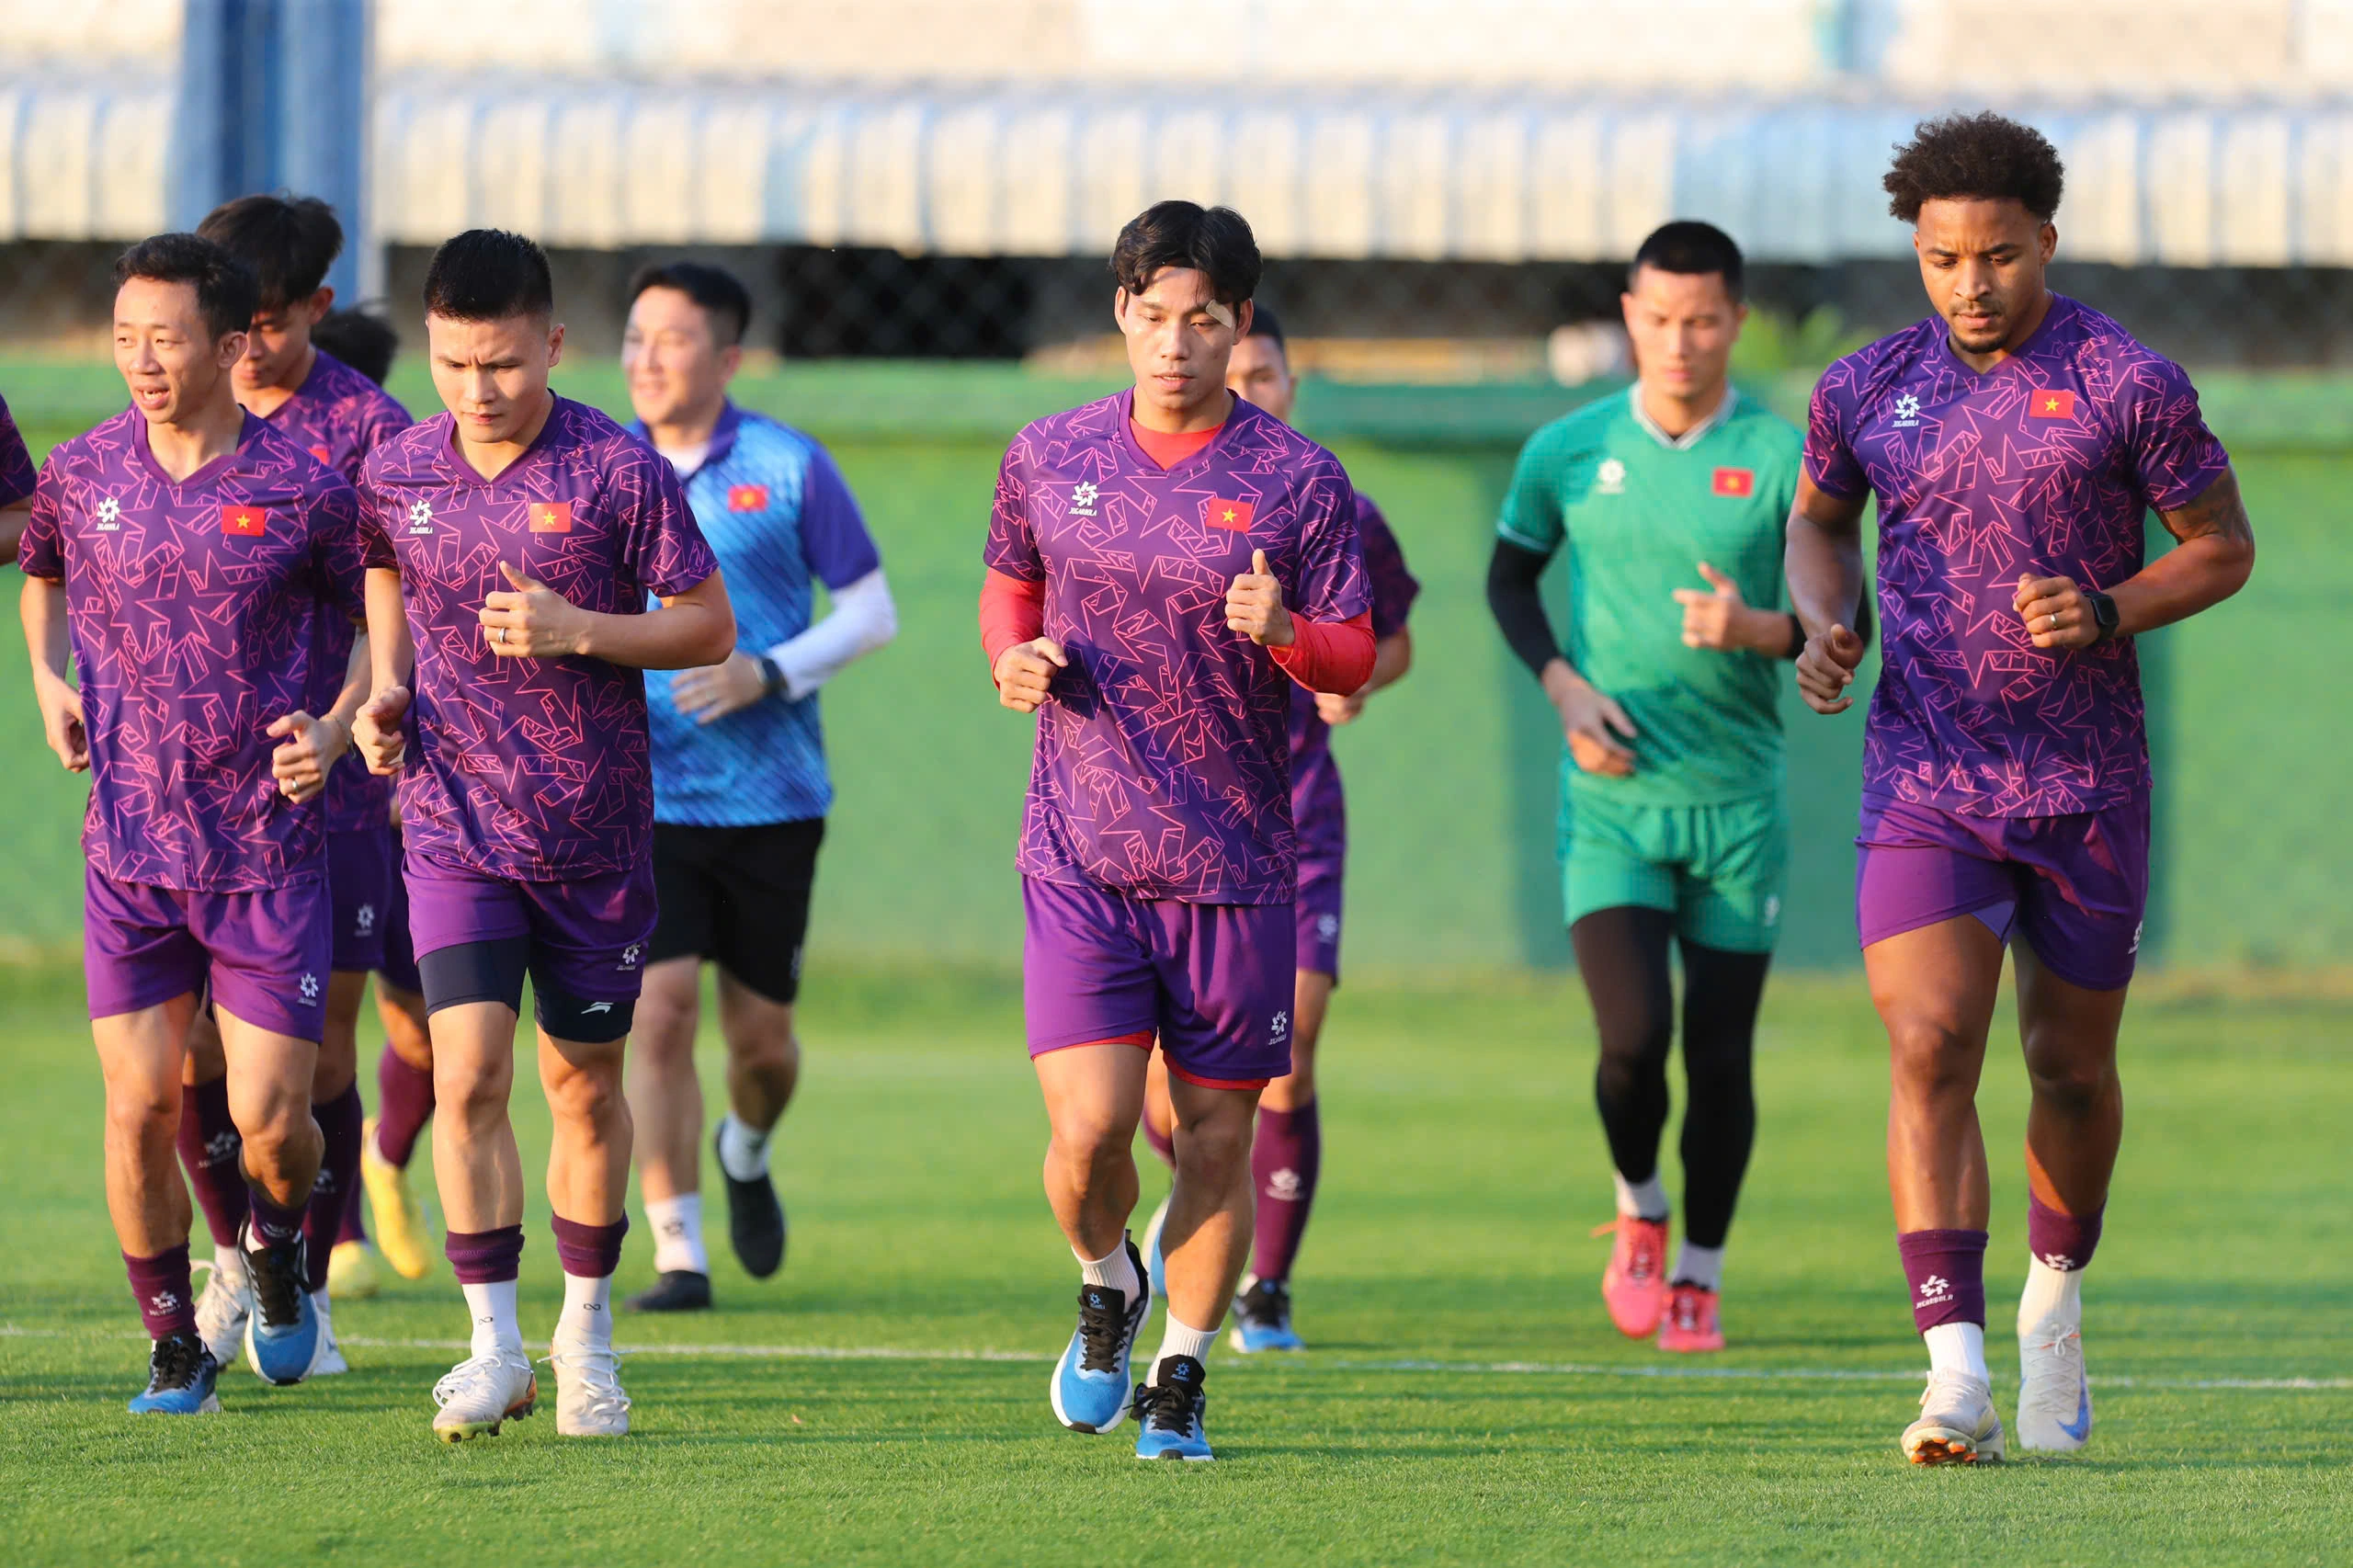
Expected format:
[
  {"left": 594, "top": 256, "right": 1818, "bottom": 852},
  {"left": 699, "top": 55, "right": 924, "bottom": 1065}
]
[
  {"left": 624, "top": 1270, "right": 713, "bottom": 1312},
  {"left": 715, "top": 1126, "right": 787, "bottom": 1278},
  {"left": 127, "top": 1330, "right": 222, "bottom": 1414},
  {"left": 242, "top": 1235, "right": 322, "bottom": 1385},
  {"left": 1131, "top": 1355, "right": 1213, "bottom": 1460},
  {"left": 1228, "top": 1277, "right": 1304, "bottom": 1352}
]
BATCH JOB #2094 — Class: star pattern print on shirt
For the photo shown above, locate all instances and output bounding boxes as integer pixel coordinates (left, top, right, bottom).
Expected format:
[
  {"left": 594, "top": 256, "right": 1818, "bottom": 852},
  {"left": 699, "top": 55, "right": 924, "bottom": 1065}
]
[
  {"left": 1804, "top": 296, "right": 2231, "bottom": 817},
  {"left": 1287, "top": 494, "right": 1419, "bottom": 867},
  {"left": 264, "top": 349, "right": 414, "bottom": 835},
  {"left": 17, "top": 410, "right": 366, "bottom": 892},
  {"left": 358, "top": 397, "right": 717, "bottom": 881},
  {"left": 985, "top": 392, "right": 1370, "bottom": 904}
]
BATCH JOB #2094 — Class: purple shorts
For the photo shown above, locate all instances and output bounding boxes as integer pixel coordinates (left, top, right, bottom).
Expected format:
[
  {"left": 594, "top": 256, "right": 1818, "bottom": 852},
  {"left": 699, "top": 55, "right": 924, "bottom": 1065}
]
[
  {"left": 326, "top": 827, "right": 392, "bottom": 974},
  {"left": 1022, "top": 876, "right": 1294, "bottom": 1089},
  {"left": 403, "top": 849, "right": 656, "bottom": 1006},
  {"left": 84, "top": 867, "right": 332, "bottom": 1041},
  {"left": 1856, "top": 792, "right": 2150, "bottom": 992},
  {"left": 1295, "top": 851, "right": 1344, "bottom": 980}
]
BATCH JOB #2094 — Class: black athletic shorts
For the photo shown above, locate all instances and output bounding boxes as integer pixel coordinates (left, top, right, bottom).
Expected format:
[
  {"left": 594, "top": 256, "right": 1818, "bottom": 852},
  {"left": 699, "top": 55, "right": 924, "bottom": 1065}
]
[{"left": 648, "top": 818, "right": 824, "bottom": 1004}]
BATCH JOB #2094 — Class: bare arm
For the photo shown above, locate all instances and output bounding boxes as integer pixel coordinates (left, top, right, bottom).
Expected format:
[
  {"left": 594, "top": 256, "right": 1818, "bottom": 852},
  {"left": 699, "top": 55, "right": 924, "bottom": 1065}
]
[
  {"left": 0, "top": 496, "right": 29, "bottom": 567},
  {"left": 18, "top": 573, "right": 85, "bottom": 770},
  {"left": 267, "top": 630, "right": 372, "bottom": 803},
  {"left": 479, "top": 562, "right": 736, "bottom": 671},
  {"left": 2014, "top": 468, "right": 2256, "bottom": 650},
  {"left": 1314, "top": 627, "right": 1413, "bottom": 725},
  {"left": 1784, "top": 474, "right": 1872, "bottom": 714},
  {"left": 354, "top": 566, "right": 415, "bottom": 775}
]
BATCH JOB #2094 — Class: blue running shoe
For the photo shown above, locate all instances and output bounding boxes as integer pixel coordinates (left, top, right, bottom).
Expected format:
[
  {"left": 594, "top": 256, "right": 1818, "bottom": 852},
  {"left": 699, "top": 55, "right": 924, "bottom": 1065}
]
[
  {"left": 1049, "top": 1235, "right": 1148, "bottom": 1433},
  {"left": 1228, "top": 1276, "right": 1305, "bottom": 1353},
  {"left": 128, "top": 1330, "right": 222, "bottom": 1415},
  {"left": 1131, "top": 1355, "right": 1213, "bottom": 1460},
  {"left": 243, "top": 1237, "right": 323, "bottom": 1386},
  {"left": 1142, "top": 1195, "right": 1171, "bottom": 1304}
]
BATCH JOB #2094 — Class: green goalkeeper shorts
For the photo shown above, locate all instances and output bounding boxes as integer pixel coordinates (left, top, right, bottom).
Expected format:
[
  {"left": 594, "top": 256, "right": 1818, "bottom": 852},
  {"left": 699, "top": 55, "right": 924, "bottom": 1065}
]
[{"left": 1560, "top": 790, "right": 1789, "bottom": 954}]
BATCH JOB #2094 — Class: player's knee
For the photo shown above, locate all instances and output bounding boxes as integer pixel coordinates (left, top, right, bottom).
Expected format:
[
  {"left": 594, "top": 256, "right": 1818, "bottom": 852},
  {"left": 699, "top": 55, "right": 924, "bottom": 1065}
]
[
  {"left": 437, "top": 1058, "right": 514, "bottom": 1128},
  {"left": 1172, "top": 1114, "right": 1254, "bottom": 1184},
  {"left": 106, "top": 1080, "right": 180, "bottom": 1143},
  {"left": 1886, "top": 1014, "right": 1977, "bottom": 1090},
  {"left": 2021, "top": 1036, "right": 2113, "bottom": 1114},
  {"left": 542, "top": 1051, "right": 626, "bottom": 1130},
  {"left": 733, "top": 1026, "right": 799, "bottom": 1083}
]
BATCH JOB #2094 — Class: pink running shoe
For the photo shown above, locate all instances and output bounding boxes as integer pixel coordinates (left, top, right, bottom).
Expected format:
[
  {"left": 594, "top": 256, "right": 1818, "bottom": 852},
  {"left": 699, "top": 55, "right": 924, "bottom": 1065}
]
[
  {"left": 1593, "top": 1217, "right": 1669, "bottom": 1338},
  {"left": 1656, "top": 1282, "right": 1724, "bottom": 1353}
]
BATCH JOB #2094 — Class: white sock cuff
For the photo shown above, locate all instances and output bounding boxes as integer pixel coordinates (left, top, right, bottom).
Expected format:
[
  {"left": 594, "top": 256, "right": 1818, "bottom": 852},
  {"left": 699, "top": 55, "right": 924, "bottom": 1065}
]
[
  {"left": 1671, "top": 1241, "right": 1725, "bottom": 1291},
  {"left": 1923, "top": 1321, "right": 1989, "bottom": 1381},
  {"left": 461, "top": 1278, "right": 524, "bottom": 1358},
  {"left": 1613, "top": 1170, "right": 1670, "bottom": 1221},
  {"left": 1075, "top": 1240, "right": 1141, "bottom": 1300},
  {"left": 1152, "top": 1314, "right": 1219, "bottom": 1376},
  {"left": 645, "top": 1192, "right": 710, "bottom": 1277},
  {"left": 716, "top": 1114, "right": 771, "bottom": 1182}
]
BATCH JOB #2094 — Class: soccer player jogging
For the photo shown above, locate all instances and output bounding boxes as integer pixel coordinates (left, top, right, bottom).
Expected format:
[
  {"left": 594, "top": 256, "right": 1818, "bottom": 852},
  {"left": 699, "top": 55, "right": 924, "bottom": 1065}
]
[
  {"left": 350, "top": 231, "right": 733, "bottom": 1440},
  {"left": 620, "top": 262, "right": 897, "bottom": 1312},
  {"left": 168, "top": 198, "right": 426, "bottom": 1373},
  {"left": 1788, "top": 115, "right": 2254, "bottom": 1462},
  {"left": 1487, "top": 222, "right": 1804, "bottom": 1354},
  {"left": 1134, "top": 303, "right": 1419, "bottom": 1353},
  {"left": 982, "top": 202, "right": 1371, "bottom": 1460},
  {"left": 18, "top": 233, "right": 370, "bottom": 1411}
]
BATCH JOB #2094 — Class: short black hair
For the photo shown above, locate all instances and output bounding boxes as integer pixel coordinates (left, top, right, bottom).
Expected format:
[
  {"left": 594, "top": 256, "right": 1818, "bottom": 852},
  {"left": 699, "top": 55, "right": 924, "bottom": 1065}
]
[
  {"left": 1884, "top": 112, "right": 2065, "bottom": 224},
  {"left": 1244, "top": 301, "right": 1286, "bottom": 352},
  {"left": 1109, "top": 201, "right": 1260, "bottom": 309},
  {"left": 311, "top": 307, "right": 398, "bottom": 386},
  {"left": 627, "top": 260, "right": 752, "bottom": 347},
  {"left": 1630, "top": 221, "right": 1745, "bottom": 301},
  {"left": 196, "top": 193, "right": 343, "bottom": 311},
  {"left": 423, "top": 229, "right": 555, "bottom": 322},
  {"left": 112, "top": 233, "right": 258, "bottom": 343}
]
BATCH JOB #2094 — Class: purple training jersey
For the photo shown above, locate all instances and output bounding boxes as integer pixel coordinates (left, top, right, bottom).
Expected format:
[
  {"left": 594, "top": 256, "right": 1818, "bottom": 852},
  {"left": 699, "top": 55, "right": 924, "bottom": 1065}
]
[
  {"left": 0, "top": 391, "right": 34, "bottom": 508},
  {"left": 985, "top": 392, "right": 1370, "bottom": 904},
  {"left": 358, "top": 396, "right": 718, "bottom": 881},
  {"left": 19, "top": 410, "right": 366, "bottom": 891},
  {"left": 263, "top": 349, "right": 414, "bottom": 835},
  {"left": 1286, "top": 493, "right": 1419, "bottom": 868},
  {"left": 1804, "top": 296, "right": 2231, "bottom": 817}
]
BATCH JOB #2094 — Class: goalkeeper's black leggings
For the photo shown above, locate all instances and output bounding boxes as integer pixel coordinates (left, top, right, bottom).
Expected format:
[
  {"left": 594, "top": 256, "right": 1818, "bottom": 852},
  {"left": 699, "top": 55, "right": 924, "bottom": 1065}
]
[{"left": 1571, "top": 905, "right": 1771, "bottom": 1250}]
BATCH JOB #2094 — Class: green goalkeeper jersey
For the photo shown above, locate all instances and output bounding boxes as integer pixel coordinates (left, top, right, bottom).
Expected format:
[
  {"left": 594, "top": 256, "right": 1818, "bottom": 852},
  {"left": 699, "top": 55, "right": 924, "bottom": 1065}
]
[{"left": 1497, "top": 385, "right": 1802, "bottom": 808}]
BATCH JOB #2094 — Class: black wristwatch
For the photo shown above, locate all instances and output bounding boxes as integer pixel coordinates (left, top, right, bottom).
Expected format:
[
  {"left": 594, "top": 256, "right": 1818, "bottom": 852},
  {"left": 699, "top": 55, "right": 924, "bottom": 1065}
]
[
  {"left": 755, "top": 653, "right": 787, "bottom": 696},
  {"left": 2083, "top": 590, "right": 2120, "bottom": 642}
]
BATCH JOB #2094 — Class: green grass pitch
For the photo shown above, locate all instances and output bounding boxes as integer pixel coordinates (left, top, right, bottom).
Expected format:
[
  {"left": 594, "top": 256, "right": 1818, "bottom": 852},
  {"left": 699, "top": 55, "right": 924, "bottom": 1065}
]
[{"left": 1, "top": 961, "right": 2346, "bottom": 1566}]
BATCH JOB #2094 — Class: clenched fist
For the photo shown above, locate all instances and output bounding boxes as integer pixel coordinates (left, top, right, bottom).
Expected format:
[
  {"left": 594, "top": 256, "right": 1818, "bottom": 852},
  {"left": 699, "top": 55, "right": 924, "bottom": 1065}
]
[
  {"left": 2014, "top": 573, "right": 2097, "bottom": 651},
  {"left": 1796, "top": 624, "right": 1865, "bottom": 714},
  {"left": 268, "top": 710, "right": 351, "bottom": 803},
  {"left": 993, "top": 637, "right": 1067, "bottom": 713},
  {"left": 1224, "top": 549, "right": 1295, "bottom": 647},
  {"left": 354, "top": 685, "right": 412, "bottom": 775}
]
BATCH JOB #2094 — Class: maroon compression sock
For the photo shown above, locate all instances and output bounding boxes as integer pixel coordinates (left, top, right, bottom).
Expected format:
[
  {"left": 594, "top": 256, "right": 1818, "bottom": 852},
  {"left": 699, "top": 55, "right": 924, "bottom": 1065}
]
[
  {"left": 374, "top": 1047, "right": 435, "bottom": 1167},
  {"left": 124, "top": 1244, "right": 198, "bottom": 1340},
  {"left": 1249, "top": 1099, "right": 1323, "bottom": 1284},
  {"left": 303, "top": 1084, "right": 363, "bottom": 1290},
  {"left": 1897, "top": 1228, "right": 1989, "bottom": 1332},
  {"left": 176, "top": 1078, "right": 249, "bottom": 1248}
]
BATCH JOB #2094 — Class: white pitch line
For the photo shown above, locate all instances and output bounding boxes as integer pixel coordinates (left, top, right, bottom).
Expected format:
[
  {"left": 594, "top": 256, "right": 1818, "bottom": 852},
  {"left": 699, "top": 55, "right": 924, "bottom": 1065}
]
[{"left": 5, "top": 1324, "right": 2343, "bottom": 1392}]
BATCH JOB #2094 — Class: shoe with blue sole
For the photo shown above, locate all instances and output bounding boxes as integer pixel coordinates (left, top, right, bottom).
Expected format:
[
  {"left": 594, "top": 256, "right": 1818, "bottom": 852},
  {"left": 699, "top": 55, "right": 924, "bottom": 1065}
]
[
  {"left": 243, "top": 1236, "right": 324, "bottom": 1386},
  {"left": 129, "top": 1330, "right": 222, "bottom": 1415},
  {"left": 1049, "top": 1233, "right": 1151, "bottom": 1434},
  {"left": 1131, "top": 1354, "right": 1214, "bottom": 1460},
  {"left": 1228, "top": 1276, "right": 1305, "bottom": 1353}
]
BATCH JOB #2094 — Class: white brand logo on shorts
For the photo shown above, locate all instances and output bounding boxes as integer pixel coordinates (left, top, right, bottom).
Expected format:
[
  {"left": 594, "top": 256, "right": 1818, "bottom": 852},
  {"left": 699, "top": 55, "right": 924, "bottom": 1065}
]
[
  {"left": 2130, "top": 920, "right": 2143, "bottom": 955},
  {"left": 1763, "top": 895, "right": 1781, "bottom": 927},
  {"left": 299, "top": 971, "right": 320, "bottom": 1003},
  {"left": 354, "top": 902, "right": 377, "bottom": 935},
  {"left": 1596, "top": 459, "right": 1627, "bottom": 495},
  {"left": 1267, "top": 1167, "right": 1302, "bottom": 1201},
  {"left": 618, "top": 943, "right": 642, "bottom": 971},
  {"left": 1069, "top": 482, "right": 1098, "bottom": 517},
  {"left": 1916, "top": 1274, "right": 1951, "bottom": 1307},
  {"left": 405, "top": 499, "right": 435, "bottom": 535},
  {"left": 1269, "top": 1008, "right": 1290, "bottom": 1044},
  {"left": 582, "top": 1001, "right": 613, "bottom": 1015},
  {"left": 95, "top": 495, "right": 123, "bottom": 531},
  {"left": 1315, "top": 913, "right": 1339, "bottom": 942},
  {"left": 1893, "top": 393, "right": 1922, "bottom": 428}
]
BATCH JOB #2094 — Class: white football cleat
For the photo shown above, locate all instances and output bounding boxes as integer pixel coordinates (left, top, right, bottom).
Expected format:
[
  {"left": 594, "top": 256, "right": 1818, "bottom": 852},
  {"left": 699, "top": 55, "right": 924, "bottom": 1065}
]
[
  {"left": 548, "top": 1344, "right": 631, "bottom": 1437},
  {"left": 2018, "top": 1313, "right": 2093, "bottom": 1451},
  {"left": 430, "top": 1350, "right": 538, "bottom": 1442},
  {"left": 311, "top": 1289, "right": 350, "bottom": 1376},
  {"left": 1902, "top": 1369, "right": 2006, "bottom": 1464},
  {"left": 190, "top": 1251, "right": 251, "bottom": 1371}
]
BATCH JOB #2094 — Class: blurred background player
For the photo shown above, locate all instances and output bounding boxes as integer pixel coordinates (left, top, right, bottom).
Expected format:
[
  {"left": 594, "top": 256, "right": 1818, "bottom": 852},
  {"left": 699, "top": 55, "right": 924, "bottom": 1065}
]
[
  {"left": 351, "top": 229, "right": 732, "bottom": 1440},
  {"left": 1134, "top": 303, "right": 1418, "bottom": 1353},
  {"left": 310, "top": 308, "right": 398, "bottom": 388},
  {"left": 1790, "top": 114, "right": 2255, "bottom": 1462},
  {"left": 1487, "top": 222, "right": 1804, "bottom": 1354},
  {"left": 173, "top": 198, "right": 419, "bottom": 1375},
  {"left": 19, "top": 233, "right": 369, "bottom": 1409},
  {"left": 620, "top": 260, "right": 897, "bottom": 1312},
  {"left": 0, "top": 389, "right": 32, "bottom": 561},
  {"left": 982, "top": 201, "right": 1371, "bottom": 1460}
]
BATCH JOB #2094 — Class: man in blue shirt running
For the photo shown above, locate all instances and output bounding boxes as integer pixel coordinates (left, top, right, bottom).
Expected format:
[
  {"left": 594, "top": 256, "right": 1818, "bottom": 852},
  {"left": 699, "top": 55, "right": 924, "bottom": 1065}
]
[{"left": 619, "top": 262, "right": 897, "bottom": 1310}]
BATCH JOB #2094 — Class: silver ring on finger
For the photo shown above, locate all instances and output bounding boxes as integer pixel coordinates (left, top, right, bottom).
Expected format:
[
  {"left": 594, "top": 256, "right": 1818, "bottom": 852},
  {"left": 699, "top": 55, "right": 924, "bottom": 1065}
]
[
  {"left": 2046, "top": 614, "right": 2058, "bottom": 631},
  {"left": 494, "top": 626, "right": 507, "bottom": 645}
]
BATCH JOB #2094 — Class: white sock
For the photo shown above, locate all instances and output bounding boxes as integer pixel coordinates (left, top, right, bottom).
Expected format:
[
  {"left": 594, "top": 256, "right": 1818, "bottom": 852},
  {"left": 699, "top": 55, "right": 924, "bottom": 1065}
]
[
  {"left": 645, "top": 1193, "right": 709, "bottom": 1276},
  {"left": 1076, "top": 1240, "right": 1141, "bottom": 1302},
  {"left": 2018, "top": 1256, "right": 2084, "bottom": 1330},
  {"left": 1614, "top": 1170, "right": 1669, "bottom": 1221},
  {"left": 461, "top": 1278, "right": 522, "bottom": 1358},
  {"left": 1924, "top": 1321, "right": 1988, "bottom": 1381},
  {"left": 553, "top": 1271, "right": 614, "bottom": 1352},
  {"left": 1150, "top": 1313, "right": 1219, "bottom": 1380},
  {"left": 716, "top": 1113, "right": 771, "bottom": 1181},
  {"left": 1671, "top": 1241, "right": 1724, "bottom": 1291},
  {"left": 214, "top": 1243, "right": 247, "bottom": 1279}
]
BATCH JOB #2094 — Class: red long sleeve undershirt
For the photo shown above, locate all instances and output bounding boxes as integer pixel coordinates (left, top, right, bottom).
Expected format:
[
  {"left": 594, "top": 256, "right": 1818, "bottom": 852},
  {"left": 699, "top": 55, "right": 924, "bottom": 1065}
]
[{"left": 979, "top": 570, "right": 1375, "bottom": 696}]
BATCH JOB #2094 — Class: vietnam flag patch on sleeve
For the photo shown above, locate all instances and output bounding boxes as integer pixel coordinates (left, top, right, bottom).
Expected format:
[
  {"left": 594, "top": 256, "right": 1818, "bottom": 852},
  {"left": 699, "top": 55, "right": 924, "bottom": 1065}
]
[
  {"left": 221, "top": 504, "right": 268, "bottom": 536},
  {"left": 2029, "top": 389, "right": 2077, "bottom": 419},
  {"left": 728, "top": 483, "right": 769, "bottom": 512},
  {"left": 1205, "top": 497, "right": 1256, "bottom": 532},
  {"left": 529, "top": 501, "right": 574, "bottom": 533},
  {"left": 1711, "top": 467, "right": 1756, "bottom": 498}
]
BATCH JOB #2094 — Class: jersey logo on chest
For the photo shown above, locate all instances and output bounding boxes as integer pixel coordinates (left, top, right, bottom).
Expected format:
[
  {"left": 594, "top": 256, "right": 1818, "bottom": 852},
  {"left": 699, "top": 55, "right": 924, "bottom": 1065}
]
[
  {"left": 222, "top": 504, "right": 269, "bottom": 537},
  {"left": 1205, "top": 496, "right": 1255, "bottom": 531},
  {"left": 1596, "top": 459, "right": 1626, "bottom": 495},
  {"left": 2029, "top": 390, "right": 2077, "bottom": 420},
  {"left": 529, "top": 501, "right": 573, "bottom": 533}
]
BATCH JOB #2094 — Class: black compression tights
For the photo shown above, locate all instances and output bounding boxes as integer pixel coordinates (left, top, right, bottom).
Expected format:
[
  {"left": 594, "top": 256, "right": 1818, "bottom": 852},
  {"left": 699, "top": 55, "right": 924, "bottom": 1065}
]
[{"left": 1570, "top": 905, "right": 1772, "bottom": 1250}]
